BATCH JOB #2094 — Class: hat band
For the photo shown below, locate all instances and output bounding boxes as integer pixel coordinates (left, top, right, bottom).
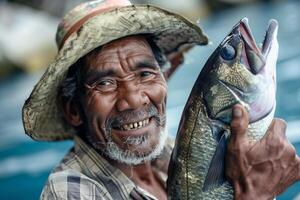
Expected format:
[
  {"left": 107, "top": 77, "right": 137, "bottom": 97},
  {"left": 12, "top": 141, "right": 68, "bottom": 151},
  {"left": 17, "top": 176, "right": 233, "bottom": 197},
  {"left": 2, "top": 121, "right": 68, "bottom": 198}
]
[{"left": 59, "top": 6, "right": 122, "bottom": 50}]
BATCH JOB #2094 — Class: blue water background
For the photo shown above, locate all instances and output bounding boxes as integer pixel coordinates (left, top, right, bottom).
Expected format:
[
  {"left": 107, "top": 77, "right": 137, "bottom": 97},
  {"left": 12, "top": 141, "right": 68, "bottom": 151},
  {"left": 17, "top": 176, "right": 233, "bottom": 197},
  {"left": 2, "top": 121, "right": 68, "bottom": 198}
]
[{"left": 1, "top": 0, "right": 300, "bottom": 199}]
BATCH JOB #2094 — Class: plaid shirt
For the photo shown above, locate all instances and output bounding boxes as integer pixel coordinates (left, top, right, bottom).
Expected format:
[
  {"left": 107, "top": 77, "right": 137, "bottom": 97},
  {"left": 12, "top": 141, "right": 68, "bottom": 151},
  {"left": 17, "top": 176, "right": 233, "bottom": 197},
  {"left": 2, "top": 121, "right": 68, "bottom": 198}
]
[{"left": 40, "top": 136, "right": 173, "bottom": 200}]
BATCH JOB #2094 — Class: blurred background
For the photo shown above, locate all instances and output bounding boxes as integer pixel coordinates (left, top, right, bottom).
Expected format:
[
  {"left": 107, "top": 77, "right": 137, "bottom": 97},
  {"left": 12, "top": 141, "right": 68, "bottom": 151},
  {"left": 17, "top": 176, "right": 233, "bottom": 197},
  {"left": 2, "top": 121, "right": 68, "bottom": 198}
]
[{"left": 0, "top": 0, "right": 300, "bottom": 199}]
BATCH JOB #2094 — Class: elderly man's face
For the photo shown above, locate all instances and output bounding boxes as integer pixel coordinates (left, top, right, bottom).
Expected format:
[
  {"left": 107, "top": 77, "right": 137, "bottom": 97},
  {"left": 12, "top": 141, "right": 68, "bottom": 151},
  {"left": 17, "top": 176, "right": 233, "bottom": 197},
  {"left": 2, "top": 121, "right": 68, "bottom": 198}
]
[{"left": 79, "top": 36, "right": 168, "bottom": 165}]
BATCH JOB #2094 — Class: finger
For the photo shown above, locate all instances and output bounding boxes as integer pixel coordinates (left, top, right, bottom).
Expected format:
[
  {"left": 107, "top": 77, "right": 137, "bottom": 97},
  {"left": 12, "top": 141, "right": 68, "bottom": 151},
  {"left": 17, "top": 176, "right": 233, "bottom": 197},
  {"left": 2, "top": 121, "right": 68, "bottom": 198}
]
[
  {"left": 296, "top": 156, "right": 300, "bottom": 180},
  {"left": 276, "top": 155, "right": 300, "bottom": 194},
  {"left": 261, "top": 119, "right": 287, "bottom": 152},
  {"left": 264, "top": 118, "right": 287, "bottom": 140},
  {"left": 229, "top": 104, "right": 249, "bottom": 147},
  {"left": 248, "top": 119, "right": 288, "bottom": 162}
]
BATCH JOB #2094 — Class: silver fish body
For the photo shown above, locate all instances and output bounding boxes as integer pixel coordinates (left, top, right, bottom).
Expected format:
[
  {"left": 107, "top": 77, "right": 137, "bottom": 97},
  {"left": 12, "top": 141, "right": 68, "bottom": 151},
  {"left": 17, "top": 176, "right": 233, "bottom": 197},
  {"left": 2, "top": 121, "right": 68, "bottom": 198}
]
[{"left": 167, "top": 18, "right": 279, "bottom": 199}]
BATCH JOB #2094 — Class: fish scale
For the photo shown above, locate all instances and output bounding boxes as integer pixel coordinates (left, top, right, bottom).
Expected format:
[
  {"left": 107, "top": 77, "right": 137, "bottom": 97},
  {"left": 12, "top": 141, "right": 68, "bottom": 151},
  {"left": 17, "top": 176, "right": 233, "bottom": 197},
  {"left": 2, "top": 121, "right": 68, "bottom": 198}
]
[
  {"left": 209, "top": 82, "right": 237, "bottom": 116},
  {"left": 167, "top": 18, "right": 278, "bottom": 199},
  {"left": 169, "top": 95, "right": 274, "bottom": 199},
  {"left": 169, "top": 95, "right": 235, "bottom": 199}
]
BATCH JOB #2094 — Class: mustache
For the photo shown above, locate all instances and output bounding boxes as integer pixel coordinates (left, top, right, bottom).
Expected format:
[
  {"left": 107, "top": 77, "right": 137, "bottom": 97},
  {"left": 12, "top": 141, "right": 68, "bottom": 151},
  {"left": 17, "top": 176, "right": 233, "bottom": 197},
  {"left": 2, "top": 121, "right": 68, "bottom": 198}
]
[{"left": 106, "top": 104, "right": 166, "bottom": 130}]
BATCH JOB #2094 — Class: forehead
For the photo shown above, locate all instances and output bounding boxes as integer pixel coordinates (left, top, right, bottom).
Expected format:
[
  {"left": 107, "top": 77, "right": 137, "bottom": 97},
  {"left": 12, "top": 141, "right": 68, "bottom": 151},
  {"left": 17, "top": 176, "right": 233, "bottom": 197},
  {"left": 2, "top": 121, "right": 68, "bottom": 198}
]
[
  {"left": 102, "top": 35, "right": 152, "bottom": 54},
  {"left": 85, "top": 36, "right": 156, "bottom": 69}
]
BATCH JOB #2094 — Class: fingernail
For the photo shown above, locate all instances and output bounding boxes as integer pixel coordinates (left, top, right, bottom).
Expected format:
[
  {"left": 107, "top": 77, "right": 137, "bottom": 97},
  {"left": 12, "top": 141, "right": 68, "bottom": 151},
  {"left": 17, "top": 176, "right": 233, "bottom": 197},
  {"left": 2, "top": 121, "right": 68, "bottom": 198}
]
[{"left": 233, "top": 106, "right": 242, "bottom": 118}]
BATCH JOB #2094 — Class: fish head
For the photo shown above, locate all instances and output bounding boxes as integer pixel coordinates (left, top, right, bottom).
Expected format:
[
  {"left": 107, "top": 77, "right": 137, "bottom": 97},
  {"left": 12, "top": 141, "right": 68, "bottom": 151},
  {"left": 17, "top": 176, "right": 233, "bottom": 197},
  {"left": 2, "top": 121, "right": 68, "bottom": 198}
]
[{"left": 199, "top": 18, "right": 278, "bottom": 123}]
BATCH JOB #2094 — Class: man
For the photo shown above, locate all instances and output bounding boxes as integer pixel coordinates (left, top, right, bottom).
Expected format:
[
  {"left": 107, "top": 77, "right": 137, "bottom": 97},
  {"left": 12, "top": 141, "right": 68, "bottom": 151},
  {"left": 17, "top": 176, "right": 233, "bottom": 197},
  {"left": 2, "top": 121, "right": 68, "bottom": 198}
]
[{"left": 22, "top": 0, "right": 300, "bottom": 199}]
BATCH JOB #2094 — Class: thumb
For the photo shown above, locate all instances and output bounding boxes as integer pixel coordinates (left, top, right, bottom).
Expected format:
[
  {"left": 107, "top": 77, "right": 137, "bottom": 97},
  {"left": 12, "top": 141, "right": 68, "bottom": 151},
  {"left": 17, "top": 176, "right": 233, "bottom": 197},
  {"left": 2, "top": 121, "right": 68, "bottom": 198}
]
[{"left": 229, "top": 104, "right": 249, "bottom": 147}]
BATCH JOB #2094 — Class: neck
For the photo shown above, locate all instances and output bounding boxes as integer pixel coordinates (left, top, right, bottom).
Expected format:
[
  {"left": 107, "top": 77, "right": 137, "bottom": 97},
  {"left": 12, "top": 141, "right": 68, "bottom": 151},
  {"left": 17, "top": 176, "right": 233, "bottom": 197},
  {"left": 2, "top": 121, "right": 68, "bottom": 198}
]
[
  {"left": 112, "top": 159, "right": 167, "bottom": 200},
  {"left": 110, "top": 159, "right": 154, "bottom": 183}
]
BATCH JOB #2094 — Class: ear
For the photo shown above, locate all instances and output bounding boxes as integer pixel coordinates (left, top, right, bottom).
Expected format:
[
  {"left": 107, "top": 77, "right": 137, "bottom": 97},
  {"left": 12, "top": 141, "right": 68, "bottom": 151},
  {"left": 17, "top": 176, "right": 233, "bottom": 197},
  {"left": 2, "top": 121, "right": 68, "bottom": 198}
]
[{"left": 62, "top": 100, "right": 83, "bottom": 126}]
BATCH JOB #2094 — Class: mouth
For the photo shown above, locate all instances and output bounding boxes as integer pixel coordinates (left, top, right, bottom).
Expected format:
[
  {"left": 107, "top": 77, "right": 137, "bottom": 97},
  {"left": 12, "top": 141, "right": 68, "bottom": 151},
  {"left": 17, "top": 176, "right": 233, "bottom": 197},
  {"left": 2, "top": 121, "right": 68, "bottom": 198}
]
[
  {"left": 112, "top": 117, "right": 152, "bottom": 131},
  {"left": 235, "top": 18, "right": 278, "bottom": 74},
  {"left": 111, "top": 117, "right": 153, "bottom": 131}
]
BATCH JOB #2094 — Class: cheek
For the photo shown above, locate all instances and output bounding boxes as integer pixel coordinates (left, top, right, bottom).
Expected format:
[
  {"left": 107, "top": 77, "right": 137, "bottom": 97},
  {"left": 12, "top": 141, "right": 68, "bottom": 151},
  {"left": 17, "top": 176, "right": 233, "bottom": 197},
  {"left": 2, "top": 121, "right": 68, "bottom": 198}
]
[
  {"left": 82, "top": 93, "right": 117, "bottom": 124},
  {"left": 144, "top": 80, "right": 167, "bottom": 112}
]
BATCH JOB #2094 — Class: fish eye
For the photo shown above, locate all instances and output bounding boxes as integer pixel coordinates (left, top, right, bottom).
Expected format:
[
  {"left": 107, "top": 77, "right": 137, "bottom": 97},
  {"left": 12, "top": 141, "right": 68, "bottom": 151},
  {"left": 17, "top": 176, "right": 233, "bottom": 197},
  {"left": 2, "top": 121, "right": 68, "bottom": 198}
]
[{"left": 220, "top": 44, "right": 236, "bottom": 60}]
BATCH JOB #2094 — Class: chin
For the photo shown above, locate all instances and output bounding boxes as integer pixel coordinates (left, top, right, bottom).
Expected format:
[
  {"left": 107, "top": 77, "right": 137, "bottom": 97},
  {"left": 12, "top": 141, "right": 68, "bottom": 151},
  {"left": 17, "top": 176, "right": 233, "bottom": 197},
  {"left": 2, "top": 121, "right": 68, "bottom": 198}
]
[{"left": 105, "top": 127, "right": 168, "bottom": 165}]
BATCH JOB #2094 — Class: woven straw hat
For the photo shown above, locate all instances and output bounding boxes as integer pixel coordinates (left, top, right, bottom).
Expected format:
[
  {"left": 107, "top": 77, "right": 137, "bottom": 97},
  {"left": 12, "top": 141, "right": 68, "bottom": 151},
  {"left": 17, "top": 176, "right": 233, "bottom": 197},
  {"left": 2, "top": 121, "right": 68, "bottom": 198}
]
[{"left": 22, "top": 0, "right": 208, "bottom": 141}]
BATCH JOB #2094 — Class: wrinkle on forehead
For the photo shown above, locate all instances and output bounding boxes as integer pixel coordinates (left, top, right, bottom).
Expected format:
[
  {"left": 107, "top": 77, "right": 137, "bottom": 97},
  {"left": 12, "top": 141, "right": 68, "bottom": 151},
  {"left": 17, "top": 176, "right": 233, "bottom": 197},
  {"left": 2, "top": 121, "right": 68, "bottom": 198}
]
[
  {"left": 85, "top": 36, "right": 157, "bottom": 73},
  {"left": 102, "top": 35, "right": 151, "bottom": 52}
]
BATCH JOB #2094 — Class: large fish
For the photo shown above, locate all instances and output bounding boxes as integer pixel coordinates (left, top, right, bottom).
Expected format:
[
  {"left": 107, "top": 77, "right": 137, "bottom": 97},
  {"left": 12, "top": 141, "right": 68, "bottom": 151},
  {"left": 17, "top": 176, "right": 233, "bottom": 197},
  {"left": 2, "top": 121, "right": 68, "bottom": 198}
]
[{"left": 167, "top": 18, "right": 279, "bottom": 199}]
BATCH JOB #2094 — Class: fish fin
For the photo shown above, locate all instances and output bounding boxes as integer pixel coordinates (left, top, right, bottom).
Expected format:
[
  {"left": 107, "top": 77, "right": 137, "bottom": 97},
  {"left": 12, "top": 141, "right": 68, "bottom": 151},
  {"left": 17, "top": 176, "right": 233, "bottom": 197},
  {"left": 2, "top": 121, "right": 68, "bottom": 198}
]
[
  {"left": 210, "top": 121, "right": 225, "bottom": 141},
  {"left": 202, "top": 132, "right": 227, "bottom": 192}
]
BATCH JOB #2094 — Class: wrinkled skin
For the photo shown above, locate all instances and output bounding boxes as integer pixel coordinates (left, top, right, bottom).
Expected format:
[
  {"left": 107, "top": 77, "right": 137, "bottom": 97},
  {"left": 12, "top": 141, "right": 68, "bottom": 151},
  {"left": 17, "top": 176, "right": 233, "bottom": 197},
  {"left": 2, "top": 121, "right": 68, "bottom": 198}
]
[
  {"left": 79, "top": 36, "right": 167, "bottom": 158},
  {"left": 64, "top": 36, "right": 168, "bottom": 200},
  {"left": 227, "top": 104, "right": 300, "bottom": 200}
]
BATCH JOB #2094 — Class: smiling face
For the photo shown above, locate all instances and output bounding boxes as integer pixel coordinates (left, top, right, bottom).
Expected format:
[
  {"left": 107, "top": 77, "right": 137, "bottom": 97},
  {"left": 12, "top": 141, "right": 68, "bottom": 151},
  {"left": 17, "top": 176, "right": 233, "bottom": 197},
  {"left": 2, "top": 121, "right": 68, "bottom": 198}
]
[{"left": 73, "top": 36, "right": 168, "bottom": 165}]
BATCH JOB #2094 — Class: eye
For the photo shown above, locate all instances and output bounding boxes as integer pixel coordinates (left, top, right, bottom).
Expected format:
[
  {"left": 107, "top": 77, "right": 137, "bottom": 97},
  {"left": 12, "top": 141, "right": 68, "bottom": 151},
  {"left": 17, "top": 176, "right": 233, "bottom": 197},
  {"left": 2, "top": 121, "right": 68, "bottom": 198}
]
[
  {"left": 94, "top": 79, "right": 117, "bottom": 92},
  {"left": 220, "top": 44, "right": 236, "bottom": 60},
  {"left": 98, "top": 80, "right": 113, "bottom": 86},
  {"left": 140, "top": 71, "right": 153, "bottom": 77},
  {"left": 139, "top": 71, "right": 156, "bottom": 81}
]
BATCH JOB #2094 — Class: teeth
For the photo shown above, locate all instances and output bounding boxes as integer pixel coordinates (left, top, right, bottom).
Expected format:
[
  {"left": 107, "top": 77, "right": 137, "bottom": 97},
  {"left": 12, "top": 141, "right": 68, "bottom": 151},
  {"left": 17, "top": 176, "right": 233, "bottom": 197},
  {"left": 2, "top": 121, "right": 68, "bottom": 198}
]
[{"left": 122, "top": 118, "right": 150, "bottom": 131}]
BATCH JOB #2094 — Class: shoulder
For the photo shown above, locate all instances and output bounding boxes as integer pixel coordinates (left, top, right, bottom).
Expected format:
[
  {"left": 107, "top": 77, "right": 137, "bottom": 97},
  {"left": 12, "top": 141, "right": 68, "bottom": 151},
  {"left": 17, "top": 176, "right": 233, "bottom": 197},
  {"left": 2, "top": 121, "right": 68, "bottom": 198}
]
[{"left": 40, "top": 170, "right": 113, "bottom": 200}]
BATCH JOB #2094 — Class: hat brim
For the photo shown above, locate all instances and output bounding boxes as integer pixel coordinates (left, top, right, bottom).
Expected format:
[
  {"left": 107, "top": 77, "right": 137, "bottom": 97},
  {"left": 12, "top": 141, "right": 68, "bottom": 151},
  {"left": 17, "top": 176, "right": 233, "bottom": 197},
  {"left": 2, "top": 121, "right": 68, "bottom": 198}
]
[{"left": 22, "top": 5, "right": 208, "bottom": 141}]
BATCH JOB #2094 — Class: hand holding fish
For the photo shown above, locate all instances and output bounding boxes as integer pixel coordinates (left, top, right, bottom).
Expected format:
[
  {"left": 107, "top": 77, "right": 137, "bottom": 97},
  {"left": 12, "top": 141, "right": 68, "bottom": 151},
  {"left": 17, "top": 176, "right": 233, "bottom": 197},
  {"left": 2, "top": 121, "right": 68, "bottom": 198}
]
[{"left": 226, "top": 104, "right": 300, "bottom": 200}]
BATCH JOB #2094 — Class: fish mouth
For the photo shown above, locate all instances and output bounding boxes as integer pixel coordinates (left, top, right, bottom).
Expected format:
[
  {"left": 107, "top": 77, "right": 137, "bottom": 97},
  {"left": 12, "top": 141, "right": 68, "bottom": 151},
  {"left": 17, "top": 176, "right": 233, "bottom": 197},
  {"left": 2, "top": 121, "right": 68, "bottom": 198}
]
[
  {"left": 261, "top": 19, "right": 278, "bottom": 56},
  {"left": 233, "top": 18, "right": 278, "bottom": 74}
]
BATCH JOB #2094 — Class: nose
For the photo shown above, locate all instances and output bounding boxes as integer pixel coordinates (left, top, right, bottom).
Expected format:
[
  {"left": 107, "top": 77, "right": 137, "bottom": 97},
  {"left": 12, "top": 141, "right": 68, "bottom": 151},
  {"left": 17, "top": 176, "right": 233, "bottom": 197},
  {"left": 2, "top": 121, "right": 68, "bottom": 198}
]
[{"left": 116, "top": 82, "right": 150, "bottom": 112}]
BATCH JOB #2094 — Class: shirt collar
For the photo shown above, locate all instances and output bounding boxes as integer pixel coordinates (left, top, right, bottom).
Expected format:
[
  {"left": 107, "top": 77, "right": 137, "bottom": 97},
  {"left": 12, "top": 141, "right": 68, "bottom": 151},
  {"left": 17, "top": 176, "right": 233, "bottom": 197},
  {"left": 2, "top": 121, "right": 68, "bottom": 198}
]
[
  {"left": 73, "top": 135, "right": 171, "bottom": 200},
  {"left": 73, "top": 136, "right": 136, "bottom": 198}
]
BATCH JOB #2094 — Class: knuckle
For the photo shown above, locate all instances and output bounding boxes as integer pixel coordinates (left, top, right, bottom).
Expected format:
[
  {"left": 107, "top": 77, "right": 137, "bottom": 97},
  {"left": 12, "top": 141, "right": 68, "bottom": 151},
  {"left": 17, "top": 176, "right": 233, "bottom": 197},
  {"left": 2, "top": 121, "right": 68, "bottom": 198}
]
[
  {"left": 265, "top": 134, "right": 284, "bottom": 151},
  {"left": 227, "top": 143, "right": 244, "bottom": 156},
  {"left": 226, "top": 143, "right": 236, "bottom": 153},
  {"left": 276, "top": 136, "right": 285, "bottom": 148},
  {"left": 266, "top": 119, "right": 288, "bottom": 144},
  {"left": 286, "top": 143, "right": 296, "bottom": 157},
  {"left": 274, "top": 118, "right": 287, "bottom": 125},
  {"left": 273, "top": 118, "right": 287, "bottom": 132},
  {"left": 231, "top": 118, "right": 246, "bottom": 132}
]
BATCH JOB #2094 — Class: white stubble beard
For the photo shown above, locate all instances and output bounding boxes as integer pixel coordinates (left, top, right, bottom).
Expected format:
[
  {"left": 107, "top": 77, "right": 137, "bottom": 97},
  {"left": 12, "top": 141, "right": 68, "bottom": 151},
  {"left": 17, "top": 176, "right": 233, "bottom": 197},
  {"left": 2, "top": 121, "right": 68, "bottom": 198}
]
[{"left": 104, "top": 125, "right": 168, "bottom": 165}]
